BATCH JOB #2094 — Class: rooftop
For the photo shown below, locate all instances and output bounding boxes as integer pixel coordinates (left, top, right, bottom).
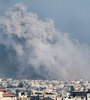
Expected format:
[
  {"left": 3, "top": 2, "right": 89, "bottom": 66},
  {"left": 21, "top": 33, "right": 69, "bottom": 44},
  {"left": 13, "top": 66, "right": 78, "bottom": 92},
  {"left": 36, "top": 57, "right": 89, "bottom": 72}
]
[{"left": 3, "top": 93, "right": 16, "bottom": 97}]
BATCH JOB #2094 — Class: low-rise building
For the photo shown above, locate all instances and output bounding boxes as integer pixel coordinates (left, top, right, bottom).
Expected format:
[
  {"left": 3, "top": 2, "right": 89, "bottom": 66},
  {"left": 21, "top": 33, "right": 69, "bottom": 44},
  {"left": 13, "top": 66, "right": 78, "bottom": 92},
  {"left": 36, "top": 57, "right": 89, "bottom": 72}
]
[{"left": 0, "top": 89, "right": 17, "bottom": 100}]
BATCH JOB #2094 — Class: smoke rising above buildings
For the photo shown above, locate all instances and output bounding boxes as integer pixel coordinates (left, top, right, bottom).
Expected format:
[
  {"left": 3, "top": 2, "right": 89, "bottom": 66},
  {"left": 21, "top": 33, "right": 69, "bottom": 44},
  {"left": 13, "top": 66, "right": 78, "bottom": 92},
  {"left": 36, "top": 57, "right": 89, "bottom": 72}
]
[{"left": 0, "top": 3, "right": 90, "bottom": 80}]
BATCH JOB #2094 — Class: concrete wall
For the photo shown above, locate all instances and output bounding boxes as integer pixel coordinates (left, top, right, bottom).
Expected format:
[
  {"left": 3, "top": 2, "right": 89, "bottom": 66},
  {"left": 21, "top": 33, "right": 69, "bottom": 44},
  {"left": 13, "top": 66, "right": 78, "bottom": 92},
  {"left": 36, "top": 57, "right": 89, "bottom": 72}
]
[
  {"left": 17, "top": 97, "right": 30, "bottom": 100},
  {"left": 87, "top": 93, "right": 90, "bottom": 100},
  {"left": 57, "top": 97, "right": 62, "bottom": 100},
  {"left": 3, "top": 97, "right": 17, "bottom": 100},
  {"left": 57, "top": 97, "right": 86, "bottom": 100},
  {"left": 64, "top": 97, "right": 85, "bottom": 100},
  {"left": 0, "top": 92, "right": 3, "bottom": 97}
]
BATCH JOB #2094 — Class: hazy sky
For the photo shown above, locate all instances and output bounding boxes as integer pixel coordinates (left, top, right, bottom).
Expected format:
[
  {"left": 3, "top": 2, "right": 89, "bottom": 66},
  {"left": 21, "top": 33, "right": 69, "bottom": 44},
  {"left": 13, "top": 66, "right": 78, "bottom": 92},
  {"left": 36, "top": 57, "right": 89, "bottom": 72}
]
[{"left": 0, "top": 0, "right": 90, "bottom": 44}]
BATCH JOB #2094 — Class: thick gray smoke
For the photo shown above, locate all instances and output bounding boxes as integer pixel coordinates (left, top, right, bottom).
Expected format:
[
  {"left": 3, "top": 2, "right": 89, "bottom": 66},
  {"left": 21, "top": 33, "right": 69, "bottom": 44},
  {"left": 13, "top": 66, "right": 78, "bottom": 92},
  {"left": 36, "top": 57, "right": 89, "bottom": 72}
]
[{"left": 0, "top": 3, "right": 90, "bottom": 80}]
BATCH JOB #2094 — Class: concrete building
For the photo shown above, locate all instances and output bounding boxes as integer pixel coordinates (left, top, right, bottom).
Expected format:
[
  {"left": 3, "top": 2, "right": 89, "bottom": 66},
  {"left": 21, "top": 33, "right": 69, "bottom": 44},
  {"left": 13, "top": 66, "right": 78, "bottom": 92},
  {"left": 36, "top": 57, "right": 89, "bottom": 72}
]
[{"left": 0, "top": 89, "right": 17, "bottom": 100}]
